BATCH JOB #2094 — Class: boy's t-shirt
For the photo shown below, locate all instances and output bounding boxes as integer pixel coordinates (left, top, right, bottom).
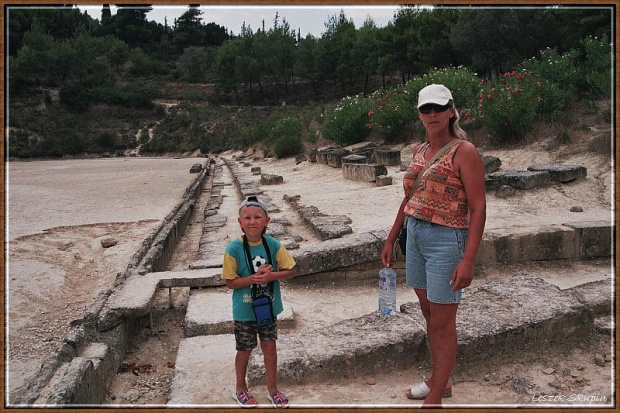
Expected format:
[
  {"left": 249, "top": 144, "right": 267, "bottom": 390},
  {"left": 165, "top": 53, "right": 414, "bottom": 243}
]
[{"left": 222, "top": 235, "right": 296, "bottom": 322}]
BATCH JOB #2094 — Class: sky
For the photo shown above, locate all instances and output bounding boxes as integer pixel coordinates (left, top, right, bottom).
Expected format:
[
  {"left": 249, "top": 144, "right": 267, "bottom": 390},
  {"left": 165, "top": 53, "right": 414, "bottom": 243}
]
[{"left": 78, "top": 5, "right": 402, "bottom": 37}]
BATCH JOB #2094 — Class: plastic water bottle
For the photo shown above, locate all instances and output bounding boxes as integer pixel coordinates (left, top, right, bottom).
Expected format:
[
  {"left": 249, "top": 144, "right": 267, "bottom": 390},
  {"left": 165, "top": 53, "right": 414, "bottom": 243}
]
[{"left": 378, "top": 267, "right": 397, "bottom": 315}]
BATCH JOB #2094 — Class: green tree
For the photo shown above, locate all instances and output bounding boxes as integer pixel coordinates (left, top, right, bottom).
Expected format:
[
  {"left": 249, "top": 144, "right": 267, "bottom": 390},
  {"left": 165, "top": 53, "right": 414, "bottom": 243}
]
[
  {"left": 115, "top": 5, "right": 153, "bottom": 48},
  {"left": 450, "top": 9, "right": 525, "bottom": 77},
  {"left": 106, "top": 37, "right": 130, "bottom": 73},
  {"left": 172, "top": 6, "right": 205, "bottom": 50},
  {"left": 213, "top": 40, "right": 240, "bottom": 104},
  {"left": 294, "top": 34, "right": 321, "bottom": 96},
  {"left": 352, "top": 17, "right": 380, "bottom": 95},
  {"left": 178, "top": 46, "right": 215, "bottom": 82}
]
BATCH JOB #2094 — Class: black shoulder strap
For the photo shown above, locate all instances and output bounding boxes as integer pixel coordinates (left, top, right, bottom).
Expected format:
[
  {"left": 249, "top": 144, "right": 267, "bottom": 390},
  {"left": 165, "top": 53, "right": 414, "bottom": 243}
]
[{"left": 243, "top": 235, "right": 274, "bottom": 298}]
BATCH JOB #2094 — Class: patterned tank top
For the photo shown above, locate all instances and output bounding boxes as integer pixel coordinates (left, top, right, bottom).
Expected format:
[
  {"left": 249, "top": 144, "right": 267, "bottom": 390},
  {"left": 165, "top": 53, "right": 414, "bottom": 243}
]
[{"left": 403, "top": 140, "right": 469, "bottom": 228}]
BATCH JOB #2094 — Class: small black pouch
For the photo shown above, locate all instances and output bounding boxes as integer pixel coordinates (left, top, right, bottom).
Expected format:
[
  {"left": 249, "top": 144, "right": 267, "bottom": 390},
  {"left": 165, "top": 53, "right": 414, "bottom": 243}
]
[
  {"left": 252, "top": 295, "right": 275, "bottom": 327},
  {"left": 397, "top": 225, "right": 407, "bottom": 256}
]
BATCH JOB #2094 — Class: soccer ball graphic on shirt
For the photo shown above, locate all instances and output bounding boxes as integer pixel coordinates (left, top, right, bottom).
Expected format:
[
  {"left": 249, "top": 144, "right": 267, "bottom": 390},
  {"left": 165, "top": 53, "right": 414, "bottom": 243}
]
[
  {"left": 252, "top": 255, "right": 268, "bottom": 287},
  {"left": 252, "top": 255, "right": 267, "bottom": 272}
]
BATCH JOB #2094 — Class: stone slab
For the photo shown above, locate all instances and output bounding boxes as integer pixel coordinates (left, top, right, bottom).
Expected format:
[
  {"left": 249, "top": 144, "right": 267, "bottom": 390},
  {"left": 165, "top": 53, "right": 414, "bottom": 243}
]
[
  {"left": 374, "top": 149, "right": 401, "bottom": 166},
  {"left": 342, "top": 154, "right": 367, "bottom": 164},
  {"left": 527, "top": 164, "right": 587, "bottom": 182},
  {"left": 98, "top": 268, "right": 222, "bottom": 331},
  {"left": 167, "top": 335, "right": 237, "bottom": 406},
  {"left": 486, "top": 170, "right": 551, "bottom": 190},
  {"left": 482, "top": 225, "right": 576, "bottom": 263},
  {"left": 247, "top": 312, "right": 426, "bottom": 385},
  {"left": 566, "top": 278, "right": 612, "bottom": 316},
  {"left": 190, "top": 259, "right": 224, "bottom": 270},
  {"left": 290, "top": 231, "right": 386, "bottom": 276},
  {"left": 376, "top": 175, "right": 393, "bottom": 187},
  {"left": 483, "top": 155, "right": 502, "bottom": 174},
  {"left": 563, "top": 221, "right": 612, "bottom": 259},
  {"left": 342, "top": 163, "right": 388, "bottom": 182},
  {"left": 401, "top": 274, "right": 594, "bottom": 361},
  {"left": 184, "top": 289, "right": 296, "bottom": 337}
]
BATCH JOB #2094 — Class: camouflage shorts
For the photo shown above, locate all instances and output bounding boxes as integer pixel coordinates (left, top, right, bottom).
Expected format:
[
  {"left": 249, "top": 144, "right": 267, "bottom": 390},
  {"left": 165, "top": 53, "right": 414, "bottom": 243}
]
[{"left": 233, "top": 319, "right": 278, "bottom": 351}]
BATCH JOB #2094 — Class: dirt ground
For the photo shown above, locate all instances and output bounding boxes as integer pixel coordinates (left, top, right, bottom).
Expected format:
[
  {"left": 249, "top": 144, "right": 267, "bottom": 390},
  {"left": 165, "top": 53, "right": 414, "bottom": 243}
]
[{"left": 5, "top": 117, "right": 615, "bottom": 407}]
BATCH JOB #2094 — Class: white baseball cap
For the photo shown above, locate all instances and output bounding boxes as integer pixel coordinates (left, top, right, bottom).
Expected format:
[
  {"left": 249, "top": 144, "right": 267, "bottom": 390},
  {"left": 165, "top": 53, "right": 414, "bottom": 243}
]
[{"left": 417, "top": 84, "right": 453, "bottom": 108}]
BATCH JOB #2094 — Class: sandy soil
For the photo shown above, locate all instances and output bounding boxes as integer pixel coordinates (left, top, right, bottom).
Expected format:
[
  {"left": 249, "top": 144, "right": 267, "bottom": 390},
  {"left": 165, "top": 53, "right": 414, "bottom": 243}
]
[{"left": 5, "top": 124, "right": 614, "bottom": 407}]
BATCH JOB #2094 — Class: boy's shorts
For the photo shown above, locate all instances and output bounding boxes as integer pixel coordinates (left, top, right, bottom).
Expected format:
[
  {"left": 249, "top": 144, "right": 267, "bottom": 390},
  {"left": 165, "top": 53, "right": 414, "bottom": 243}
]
[
  {"left": 233, "top": 319, "right": 278, "bottom": 351},
  {"left": 405, "top": 217, "right": 468, "bottom": 304}
]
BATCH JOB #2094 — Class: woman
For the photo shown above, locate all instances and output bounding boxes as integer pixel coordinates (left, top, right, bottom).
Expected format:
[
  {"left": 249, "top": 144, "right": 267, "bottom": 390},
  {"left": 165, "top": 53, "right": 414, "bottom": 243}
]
[{"left": 381, "top": 84, "right": 486, "bottom": 407}]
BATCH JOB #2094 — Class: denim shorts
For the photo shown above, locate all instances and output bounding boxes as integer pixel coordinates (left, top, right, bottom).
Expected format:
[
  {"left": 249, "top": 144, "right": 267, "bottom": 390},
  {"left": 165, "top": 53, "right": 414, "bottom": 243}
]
[{"left": 405, "top": 216, "right": 468, "bottom": 304}]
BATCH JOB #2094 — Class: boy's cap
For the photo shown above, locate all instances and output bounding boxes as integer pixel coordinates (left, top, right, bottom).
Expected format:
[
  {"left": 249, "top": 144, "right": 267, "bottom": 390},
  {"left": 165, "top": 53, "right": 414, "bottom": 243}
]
[
  {"left": 417, "top": 84, "right": 453, "bottom": 108},
  {"left": 239, "top": 195, "right": 269, "bottom": 215}
]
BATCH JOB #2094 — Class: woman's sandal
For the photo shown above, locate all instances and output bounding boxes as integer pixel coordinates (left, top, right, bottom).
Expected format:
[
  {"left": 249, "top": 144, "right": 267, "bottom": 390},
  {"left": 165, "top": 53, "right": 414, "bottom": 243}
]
[
  {"left": 267, "top": 391, "right": 290, "bottom": 408},
  {"left": 406, "top": 382, "right": 452, "bottom": 400},
  {"left": 232, "top": 389, "right": 259, "bottom": 408}
]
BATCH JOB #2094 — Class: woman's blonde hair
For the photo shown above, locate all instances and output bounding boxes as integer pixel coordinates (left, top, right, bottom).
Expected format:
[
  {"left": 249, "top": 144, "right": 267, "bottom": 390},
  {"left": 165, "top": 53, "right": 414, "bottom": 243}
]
[{"left": 448, "top": 101, "right": 468, "bottom": 141}]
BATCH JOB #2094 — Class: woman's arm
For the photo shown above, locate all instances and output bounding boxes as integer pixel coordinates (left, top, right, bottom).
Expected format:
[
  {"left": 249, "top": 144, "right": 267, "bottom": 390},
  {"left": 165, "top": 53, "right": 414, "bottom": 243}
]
[
  {"left": 451, "top": 141, "right": 486, "bottom": 291},
  {"left": 381, "top": 196, "right": 408, "bottom": 268}
]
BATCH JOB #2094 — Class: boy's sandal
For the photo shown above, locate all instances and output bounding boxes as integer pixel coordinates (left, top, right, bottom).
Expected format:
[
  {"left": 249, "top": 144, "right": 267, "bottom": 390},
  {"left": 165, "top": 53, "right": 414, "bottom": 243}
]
[
  {"left": 406, "top": 382, "right": 452, "bottom": 400},
  {"left": 232, "top": 389, "right": 258, "bottom": 408},
  {"left": 267, "top": 391, "right": 289, "bottom": 408}
]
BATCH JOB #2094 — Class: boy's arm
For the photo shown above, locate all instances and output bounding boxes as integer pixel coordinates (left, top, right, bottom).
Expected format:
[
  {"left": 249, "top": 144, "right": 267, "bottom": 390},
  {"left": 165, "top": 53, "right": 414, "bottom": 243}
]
[
  {"left": 252, "top": 265, "right": 296, "bottom": 285},
  {"left": 222, "top": 249, "right": 255, "bottom": 290}
]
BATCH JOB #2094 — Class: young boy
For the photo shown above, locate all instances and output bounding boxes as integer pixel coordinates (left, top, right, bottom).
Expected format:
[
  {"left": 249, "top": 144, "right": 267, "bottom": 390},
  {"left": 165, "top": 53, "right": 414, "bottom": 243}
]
[{"left": 222, "top": 195, "right": 296, "bottom": 408}]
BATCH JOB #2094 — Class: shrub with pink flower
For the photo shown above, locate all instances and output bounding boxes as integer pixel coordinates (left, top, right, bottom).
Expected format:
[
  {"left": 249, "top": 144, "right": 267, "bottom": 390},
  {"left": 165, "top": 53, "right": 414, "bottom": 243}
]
[
  {"left": 366, "top": 86, "right": 412, "bottom": 142},
  {"left": 478, "top": 70, "right": 541, "bottom": 142}
]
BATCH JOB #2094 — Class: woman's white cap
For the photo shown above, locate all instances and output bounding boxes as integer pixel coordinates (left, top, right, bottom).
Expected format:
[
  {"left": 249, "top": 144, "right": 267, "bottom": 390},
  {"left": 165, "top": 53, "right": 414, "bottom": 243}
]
[{"left": 417, "top": 84, "right": 453, "bottom": 108}]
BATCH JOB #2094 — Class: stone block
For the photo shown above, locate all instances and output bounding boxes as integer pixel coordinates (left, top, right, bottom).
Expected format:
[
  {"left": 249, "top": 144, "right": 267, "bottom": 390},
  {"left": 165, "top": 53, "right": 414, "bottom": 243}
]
[
  {"left": 290, "top": 232, "right": 384, "bottom": 276},
  {"left": 566, "top": 278, "right": 612, "bottom": 316},
  {"left": 495, "top": 185, "right": 517, "bottom": 198},
  {"left": 168, "top": 335, "right": 236, "bottom": 405},
  {"left": 295, "top": 153, "right": 306, "bottom": 164},
  {"left": 486, "top": 170, "right": 551, "bottom": 190},
  {"left": 374, "top": 149, "right": 401, "bottom": 166},
  {"left": 203, "top": 214, "right": 227, "bottom": 229},
  {"left": 306, "top": 149, "right": 318, "bottom": 162},
  {"left": 342, "top": 163, "right": 388, "bottom": 182},
  {"left": 189, "top": 164, "right": 203, "bottom": 173},
  {"left": 326, "top": 149, "right": 350, "bottom": 168},
  {"left": 487, "top": 226, "right": 575, "bottom": 263},
  {"left": 402, "top": 274, "right": 593, "bottom": 361},
  {"left": 563, "top": 221, "right": 612, "bottom": 259},
  {"left": 261, "top": 174, "right": 284, "bottom": 185},
  {"left": 251, "top": 166, "right": 261, "bottom": 175},
  {"left": 376, "top": 175, "right": 393, "bottom": 187},
  {"left": 98, "top": 269, "right": 222, "bottom": 331},
  {"left": 283, "top": 195, "right": 352, "bottom": 241},
  {"left": 342, "top": 154, "right": 367, "bottom": 164},
  {"left": 247, "top": 312, "right": 426, "bottom": 384},
  {"left": 483, "top": 156, "right": 502, "bottom": 174},
  {"left": 527, "top": 164, "right": 587, "bottom": 182}
]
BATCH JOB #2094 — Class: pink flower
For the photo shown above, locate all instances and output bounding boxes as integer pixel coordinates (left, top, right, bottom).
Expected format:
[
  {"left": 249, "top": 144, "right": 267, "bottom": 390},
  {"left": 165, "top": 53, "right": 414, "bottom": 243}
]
[{"left": 368, "top": 110, "right": 374, "bottom": 118}]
